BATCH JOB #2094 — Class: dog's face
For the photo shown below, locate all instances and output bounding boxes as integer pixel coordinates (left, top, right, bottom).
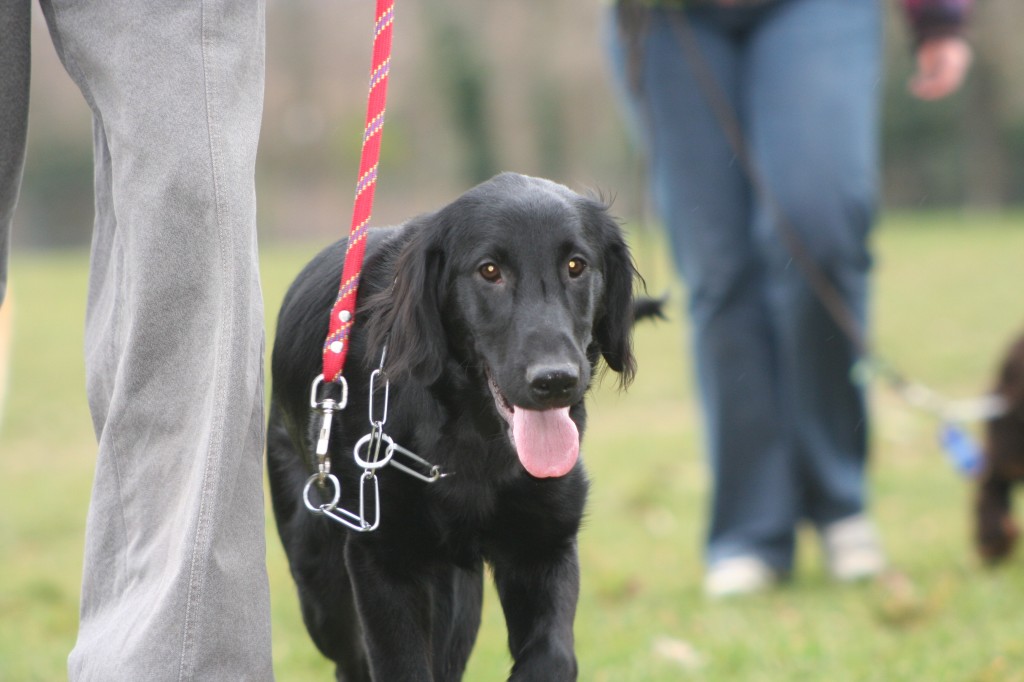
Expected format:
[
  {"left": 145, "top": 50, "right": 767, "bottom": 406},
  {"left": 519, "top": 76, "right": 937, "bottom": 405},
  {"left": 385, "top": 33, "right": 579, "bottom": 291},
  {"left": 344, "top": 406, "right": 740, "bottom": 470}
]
[
  {"left": 365, "top": 173, "right": 636, "bottom": 478},
  {"left": 450, "top": 183, "right": 606, "bottom": 408}
]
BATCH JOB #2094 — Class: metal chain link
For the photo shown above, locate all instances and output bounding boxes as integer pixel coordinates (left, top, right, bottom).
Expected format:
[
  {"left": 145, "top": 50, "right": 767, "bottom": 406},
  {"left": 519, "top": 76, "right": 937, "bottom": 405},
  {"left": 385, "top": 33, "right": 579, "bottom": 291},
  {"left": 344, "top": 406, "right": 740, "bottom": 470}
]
[{"left": 303, "top": 346, "right": 450, "bottom": 532}]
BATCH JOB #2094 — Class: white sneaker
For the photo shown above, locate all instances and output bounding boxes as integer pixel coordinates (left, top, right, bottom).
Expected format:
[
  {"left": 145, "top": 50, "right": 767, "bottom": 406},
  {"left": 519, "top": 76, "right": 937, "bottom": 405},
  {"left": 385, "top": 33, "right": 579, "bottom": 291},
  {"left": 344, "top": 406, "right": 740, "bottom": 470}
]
[
  {"left": 822, "top": 515, "right": 886, "bottom": 582},
  {"left": 704, "top": 555, "right": 777, "bottom": 598}
]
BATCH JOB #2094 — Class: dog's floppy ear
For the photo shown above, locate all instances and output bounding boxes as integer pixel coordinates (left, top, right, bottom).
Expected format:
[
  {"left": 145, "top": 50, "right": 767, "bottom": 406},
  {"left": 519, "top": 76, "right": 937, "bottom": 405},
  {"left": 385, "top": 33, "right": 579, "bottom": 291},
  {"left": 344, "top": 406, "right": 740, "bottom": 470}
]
[
  {"left": 363, "top": 216, "right": 447, "bottom": 384},
  {"left": 583, "top": 198, "right": 637, "bottom": 387}
]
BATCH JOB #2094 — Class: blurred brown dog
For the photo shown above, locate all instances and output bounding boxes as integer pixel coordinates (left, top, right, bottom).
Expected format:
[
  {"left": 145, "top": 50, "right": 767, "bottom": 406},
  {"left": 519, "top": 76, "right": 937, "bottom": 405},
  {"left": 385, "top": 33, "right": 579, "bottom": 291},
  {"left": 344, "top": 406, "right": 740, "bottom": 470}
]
[{"left": 975, "top": 332, "right": 1024, "bottom": 562}]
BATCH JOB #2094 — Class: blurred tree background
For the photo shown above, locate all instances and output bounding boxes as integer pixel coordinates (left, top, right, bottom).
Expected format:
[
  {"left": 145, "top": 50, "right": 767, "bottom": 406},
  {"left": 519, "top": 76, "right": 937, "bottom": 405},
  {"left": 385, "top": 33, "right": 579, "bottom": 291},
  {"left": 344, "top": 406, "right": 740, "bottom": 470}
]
[{"left": 12, "top": 0, "right": 1024, "bottom": 250}]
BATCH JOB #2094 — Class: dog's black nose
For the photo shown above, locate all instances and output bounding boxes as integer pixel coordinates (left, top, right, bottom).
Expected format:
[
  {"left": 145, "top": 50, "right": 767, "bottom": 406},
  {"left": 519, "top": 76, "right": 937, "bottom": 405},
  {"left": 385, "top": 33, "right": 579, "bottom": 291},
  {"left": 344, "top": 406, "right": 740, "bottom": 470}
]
[{"left": 527, "top": 364, "right": 579, "bottom": 401}]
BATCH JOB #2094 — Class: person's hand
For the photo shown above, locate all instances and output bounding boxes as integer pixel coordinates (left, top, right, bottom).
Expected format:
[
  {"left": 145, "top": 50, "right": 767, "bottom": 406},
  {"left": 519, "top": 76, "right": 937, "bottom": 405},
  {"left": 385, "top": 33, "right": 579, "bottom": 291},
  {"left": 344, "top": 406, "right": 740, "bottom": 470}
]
[{"left": 909, "top": 36, "right": 972, "bottom": 101}]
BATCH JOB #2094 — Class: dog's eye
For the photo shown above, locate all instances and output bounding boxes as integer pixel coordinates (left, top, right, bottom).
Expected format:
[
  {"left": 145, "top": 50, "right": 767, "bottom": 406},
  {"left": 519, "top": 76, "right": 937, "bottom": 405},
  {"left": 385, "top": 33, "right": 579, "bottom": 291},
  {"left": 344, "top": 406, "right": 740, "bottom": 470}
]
[
  {"left": 479, "top": 262, "right": 502, "bottom": 283},
  {"left": 567, "top": 258, "right": 587, "bottom": 278}
]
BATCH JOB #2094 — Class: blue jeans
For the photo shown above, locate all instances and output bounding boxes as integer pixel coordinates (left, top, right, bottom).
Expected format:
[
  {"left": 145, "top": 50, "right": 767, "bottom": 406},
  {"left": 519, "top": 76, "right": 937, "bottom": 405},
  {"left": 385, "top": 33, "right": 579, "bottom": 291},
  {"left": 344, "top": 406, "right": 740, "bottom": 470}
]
[{"left": 607, "top": 0, "right": 881, "bottom": 572}]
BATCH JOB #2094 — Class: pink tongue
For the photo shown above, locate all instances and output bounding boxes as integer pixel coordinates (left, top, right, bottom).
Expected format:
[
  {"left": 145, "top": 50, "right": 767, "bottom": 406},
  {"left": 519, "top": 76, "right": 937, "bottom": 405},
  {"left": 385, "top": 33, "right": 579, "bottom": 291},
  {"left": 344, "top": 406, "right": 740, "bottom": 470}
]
[{"left": 511, "top": 407, "right": 580, "bottom": 478}]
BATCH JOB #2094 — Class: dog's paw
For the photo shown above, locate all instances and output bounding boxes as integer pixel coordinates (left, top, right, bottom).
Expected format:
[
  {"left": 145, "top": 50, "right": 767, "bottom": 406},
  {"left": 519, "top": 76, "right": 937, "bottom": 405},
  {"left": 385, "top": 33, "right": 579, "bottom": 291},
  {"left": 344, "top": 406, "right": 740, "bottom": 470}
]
[{"left": 977, "top": 515, "right": 1019, "bottom": 564}]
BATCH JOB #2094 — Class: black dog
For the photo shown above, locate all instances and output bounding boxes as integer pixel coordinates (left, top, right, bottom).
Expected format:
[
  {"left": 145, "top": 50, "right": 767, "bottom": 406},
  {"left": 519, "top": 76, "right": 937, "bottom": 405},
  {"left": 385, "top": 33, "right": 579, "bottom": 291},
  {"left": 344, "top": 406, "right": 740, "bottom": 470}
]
[
  {"left": 268, "top": 173, "right": 639, "bottom": 681},
  {"left": 975, "top": 332, "right": 1024, "bottom": 562}
]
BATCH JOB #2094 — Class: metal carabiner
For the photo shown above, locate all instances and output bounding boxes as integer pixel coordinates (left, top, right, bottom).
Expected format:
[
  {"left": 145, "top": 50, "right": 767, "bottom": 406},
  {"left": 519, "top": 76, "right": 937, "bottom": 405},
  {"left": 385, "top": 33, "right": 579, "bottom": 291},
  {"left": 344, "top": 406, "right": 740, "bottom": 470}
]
[{"left": 309, "top": 374, "right": 349, "bottom": 483}]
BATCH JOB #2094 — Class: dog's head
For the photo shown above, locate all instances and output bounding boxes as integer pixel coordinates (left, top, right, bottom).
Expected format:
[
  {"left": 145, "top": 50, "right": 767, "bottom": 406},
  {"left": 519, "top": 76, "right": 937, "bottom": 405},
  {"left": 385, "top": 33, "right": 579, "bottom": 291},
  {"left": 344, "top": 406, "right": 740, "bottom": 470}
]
[{"left": 365, "top": 173, "right": 637, "bottom": 478}]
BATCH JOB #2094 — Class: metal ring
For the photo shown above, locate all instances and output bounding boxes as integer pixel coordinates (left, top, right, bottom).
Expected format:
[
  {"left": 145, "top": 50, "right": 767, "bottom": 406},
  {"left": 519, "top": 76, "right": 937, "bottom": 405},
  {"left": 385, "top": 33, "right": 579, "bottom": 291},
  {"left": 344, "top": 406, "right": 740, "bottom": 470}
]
[
  {"left": 353, "top": 432, "right": 395, "bottom": 469},
  {"left": 303, "top": 473, "right": 341, "bottom": 513},
  {"left": 310, "top": 374, "right": 349, "bottom": 411}
]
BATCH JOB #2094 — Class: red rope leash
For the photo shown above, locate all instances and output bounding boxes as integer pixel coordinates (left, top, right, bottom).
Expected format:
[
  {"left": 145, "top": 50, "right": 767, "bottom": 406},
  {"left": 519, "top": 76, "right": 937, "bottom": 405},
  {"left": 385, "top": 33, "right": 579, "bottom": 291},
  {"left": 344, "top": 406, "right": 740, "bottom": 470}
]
[{"left": 322, "top": 0, "right": 395, "bottom": 383}]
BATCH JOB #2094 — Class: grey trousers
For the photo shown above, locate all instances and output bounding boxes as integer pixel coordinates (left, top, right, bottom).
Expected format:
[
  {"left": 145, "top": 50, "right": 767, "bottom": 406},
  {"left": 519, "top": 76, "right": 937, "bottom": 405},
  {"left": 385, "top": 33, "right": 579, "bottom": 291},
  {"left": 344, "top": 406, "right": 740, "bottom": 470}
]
[{"left": 1, "top": 2, "right": 273, "bottom": 679}]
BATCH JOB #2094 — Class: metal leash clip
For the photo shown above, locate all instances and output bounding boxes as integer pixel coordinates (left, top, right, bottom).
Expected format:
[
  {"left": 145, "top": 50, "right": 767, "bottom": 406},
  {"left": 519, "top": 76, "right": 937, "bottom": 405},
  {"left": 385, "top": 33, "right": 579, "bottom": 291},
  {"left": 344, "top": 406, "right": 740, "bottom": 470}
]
[
  {"left": 302, "top": 374, "right": 350, "bottom": 524},
  {"left": 309, "top": 374, "right": 348, "bottom": 484}
]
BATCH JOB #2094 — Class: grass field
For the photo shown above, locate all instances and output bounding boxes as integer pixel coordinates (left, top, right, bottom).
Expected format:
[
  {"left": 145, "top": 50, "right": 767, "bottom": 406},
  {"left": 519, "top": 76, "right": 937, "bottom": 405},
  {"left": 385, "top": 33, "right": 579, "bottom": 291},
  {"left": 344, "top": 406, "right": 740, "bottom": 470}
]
[{"left": 2, "top": 212, "right": 1023, "bottom": 681}]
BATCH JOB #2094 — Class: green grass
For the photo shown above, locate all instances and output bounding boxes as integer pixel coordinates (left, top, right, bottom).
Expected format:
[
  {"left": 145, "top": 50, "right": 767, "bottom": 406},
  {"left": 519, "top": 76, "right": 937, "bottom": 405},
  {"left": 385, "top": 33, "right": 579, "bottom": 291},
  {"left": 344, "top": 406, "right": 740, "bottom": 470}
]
[{"left": 2, "top": 212, "right": 1024, "bottom": 680}]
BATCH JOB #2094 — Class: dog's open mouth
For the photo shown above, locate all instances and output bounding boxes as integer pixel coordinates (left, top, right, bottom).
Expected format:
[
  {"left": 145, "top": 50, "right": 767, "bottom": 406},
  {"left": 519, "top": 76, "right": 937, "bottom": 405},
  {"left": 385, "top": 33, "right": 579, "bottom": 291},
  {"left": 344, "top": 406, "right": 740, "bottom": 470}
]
[{"left": 487, "top": 371, "right": 579, "bottom": 478}]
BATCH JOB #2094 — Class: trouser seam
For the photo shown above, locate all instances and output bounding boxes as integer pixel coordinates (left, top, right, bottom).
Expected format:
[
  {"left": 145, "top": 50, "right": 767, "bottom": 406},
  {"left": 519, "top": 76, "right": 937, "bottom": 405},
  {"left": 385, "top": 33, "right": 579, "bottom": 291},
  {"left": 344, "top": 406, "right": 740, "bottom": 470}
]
[{"left": 178, "top": 1, "right": 235, "bottom": 678}]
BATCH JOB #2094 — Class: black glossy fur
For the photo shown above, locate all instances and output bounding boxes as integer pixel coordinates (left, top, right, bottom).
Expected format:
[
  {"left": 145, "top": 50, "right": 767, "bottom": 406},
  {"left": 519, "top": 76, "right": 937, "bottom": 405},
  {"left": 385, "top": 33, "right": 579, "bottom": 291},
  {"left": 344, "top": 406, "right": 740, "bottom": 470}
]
[
  {"left": 975, "top": 332, "right": 1024, "bottom": 562},
  {"left": 267, "top": 173, "right": 639, "bottom": 681}
]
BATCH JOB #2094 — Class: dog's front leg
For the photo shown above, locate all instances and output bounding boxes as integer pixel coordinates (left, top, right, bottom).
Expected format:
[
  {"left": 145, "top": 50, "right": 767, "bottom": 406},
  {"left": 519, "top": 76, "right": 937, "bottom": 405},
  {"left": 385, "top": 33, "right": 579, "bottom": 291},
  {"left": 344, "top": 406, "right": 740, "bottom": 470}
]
[
  {"left": 492, "top": 542, "right": 580, "bottom": 681},
  {"left": 975, "top": 467, "right": 1019, "bottom": 562},
  {"left": 345, "top": 541, "right": 435, "bottom": 682}
]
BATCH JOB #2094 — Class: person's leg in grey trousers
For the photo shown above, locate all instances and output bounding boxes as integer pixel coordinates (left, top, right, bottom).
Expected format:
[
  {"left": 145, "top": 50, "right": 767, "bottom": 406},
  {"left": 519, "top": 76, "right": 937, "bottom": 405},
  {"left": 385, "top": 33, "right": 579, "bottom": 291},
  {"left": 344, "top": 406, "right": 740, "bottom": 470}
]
[
  {"left": 0, "top": 1, "right": 30, "bottom": 302},
  {"left": 1, "top": 1, "right": 274, "bottom": 678}
]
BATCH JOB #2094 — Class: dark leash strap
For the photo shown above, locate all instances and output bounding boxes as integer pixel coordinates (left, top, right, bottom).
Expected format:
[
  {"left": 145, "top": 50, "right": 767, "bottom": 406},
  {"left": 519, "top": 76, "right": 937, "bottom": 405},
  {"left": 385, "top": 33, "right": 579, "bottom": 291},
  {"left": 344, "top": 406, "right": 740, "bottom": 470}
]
[{"left": 617, "top": 1, "right": 1003, "bottom": 476}]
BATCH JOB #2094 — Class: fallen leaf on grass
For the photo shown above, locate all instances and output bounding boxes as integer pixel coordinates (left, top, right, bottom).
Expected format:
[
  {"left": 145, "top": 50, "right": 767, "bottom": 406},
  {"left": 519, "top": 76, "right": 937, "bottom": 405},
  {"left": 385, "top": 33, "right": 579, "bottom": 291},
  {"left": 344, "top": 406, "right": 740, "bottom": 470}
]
[
  {"left": 652, "top": 635, "right": 704, "bottom": 671},
  {"left": 870, "top": 569, "right": 927, "bottom": 627}
]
